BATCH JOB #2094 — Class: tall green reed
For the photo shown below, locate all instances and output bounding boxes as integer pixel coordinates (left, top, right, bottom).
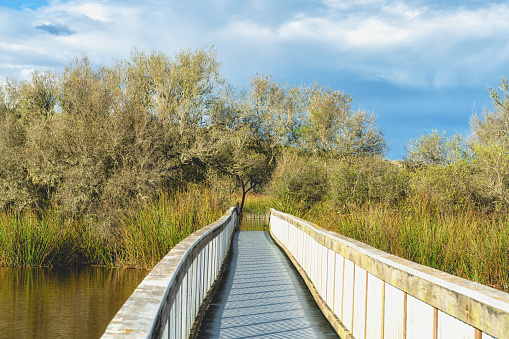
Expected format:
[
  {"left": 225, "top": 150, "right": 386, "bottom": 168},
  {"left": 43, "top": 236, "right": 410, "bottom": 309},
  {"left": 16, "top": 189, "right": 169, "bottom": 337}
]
[
  {"left": 115, "top": 185, "right": 226, "bottom": 268},
  {"left": 241, "top": 194, "right": 273, "bottom": 215},
  {"left": 0, "top": 210, "right": 72, "bottom": 267},
  {"left": 0, "top": 185, "right": 230, "bottom": 269}
]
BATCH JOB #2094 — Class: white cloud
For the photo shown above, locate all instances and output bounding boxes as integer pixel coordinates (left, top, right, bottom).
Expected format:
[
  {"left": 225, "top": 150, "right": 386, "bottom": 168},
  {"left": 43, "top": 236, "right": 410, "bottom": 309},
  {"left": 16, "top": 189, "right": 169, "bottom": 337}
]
[
  {"left": 342, "top": 18, "right": 412, "bottom": 47},
  {"left": 219, "top": 1, "right": 509, "bottom": 87},
  {"left": 50, "top": 2, "right": 111, "bottom": 21},
  {"left": 226, "top": 21, "right": 275, "bottom": 42},
  {"left": 0, "top": 0, "right": 508, "bottom": 89}
]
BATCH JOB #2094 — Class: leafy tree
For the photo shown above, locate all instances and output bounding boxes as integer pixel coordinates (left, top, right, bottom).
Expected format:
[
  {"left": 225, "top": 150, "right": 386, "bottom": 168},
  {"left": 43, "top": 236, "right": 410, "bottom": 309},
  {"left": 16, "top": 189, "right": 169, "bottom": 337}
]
[
  {"left": 240, "top": 74, "right": 306, "bottom": 157},
  {"left": 301, "top": 85, "right": 386, "bottom": 158},
  {"left": 193, "top": 126, "right": 274, "bottom": 213},
  {"left": 0, "top": 47, "right": 226, "bottom": 218},
  {"left": 469, "top": 77, "right": 509, "bottom": 206},
  {"left": 0, "top": 47, "right": 393, "bottom": 221},
  {"left": 192, "top": 75, "right": 305, "bottom": 212},
  {"left": 404, "top": 129, "right": 469, "bottom": 167}
]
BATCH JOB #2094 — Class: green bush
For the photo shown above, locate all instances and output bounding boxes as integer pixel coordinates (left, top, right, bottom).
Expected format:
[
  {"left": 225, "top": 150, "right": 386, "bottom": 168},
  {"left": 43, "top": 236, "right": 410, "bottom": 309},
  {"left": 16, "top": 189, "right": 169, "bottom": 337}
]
[
  {"left": 270, "top": 151, "right": 328, "bottom": 210},
  {"left": 327, "top": 156, "right": 406, "bottom": 208},
  {"left": 402, "top": 77, "right": 509, "bottom": 213}
]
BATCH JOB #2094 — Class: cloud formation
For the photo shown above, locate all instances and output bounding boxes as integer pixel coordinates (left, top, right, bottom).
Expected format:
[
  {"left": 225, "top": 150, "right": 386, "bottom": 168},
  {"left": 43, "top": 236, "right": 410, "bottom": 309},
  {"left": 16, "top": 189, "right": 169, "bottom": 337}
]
[
  {"left": 0, "top": 0, "right": 507, "bottom": 89},
  {"left": 220, "top": 1, "right": 509, "bottom": 88},
  {"left": 0, "top": 0, "right": 507, "bottom": 97}
]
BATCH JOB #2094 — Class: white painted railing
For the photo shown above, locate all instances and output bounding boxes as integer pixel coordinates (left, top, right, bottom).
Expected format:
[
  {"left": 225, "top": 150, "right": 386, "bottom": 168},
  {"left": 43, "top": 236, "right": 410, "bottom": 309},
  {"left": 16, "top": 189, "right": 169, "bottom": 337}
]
[
  {"left": 270, "top": 209, "right": 509, "bottom": 339},
  {"left": 102, "top": 206, "right": 239, "bottom": 338}
]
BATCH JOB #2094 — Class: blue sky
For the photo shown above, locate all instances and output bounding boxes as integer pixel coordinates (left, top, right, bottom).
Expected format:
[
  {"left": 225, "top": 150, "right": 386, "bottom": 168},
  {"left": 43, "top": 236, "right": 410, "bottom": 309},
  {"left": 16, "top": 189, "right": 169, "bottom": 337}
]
[{"left": 1, "top": 0, "right": 508, "bottom": 159}]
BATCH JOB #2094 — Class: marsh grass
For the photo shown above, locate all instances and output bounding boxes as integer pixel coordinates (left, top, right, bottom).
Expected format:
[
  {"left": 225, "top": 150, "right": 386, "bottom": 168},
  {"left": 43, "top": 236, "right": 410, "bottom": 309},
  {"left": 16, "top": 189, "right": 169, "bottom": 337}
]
[
  {"left": 116, "top": 185, "right": 225, "bottom": 268},
  {"left": 279, "top": 197, "right": 509, "bottom": 292},
  {"left": 0, "top": 185, "right": 227, "bottom": 269},
  {"left": 0, "top": 210, "right": 74, "bottom": 267},
  {"left": 240, "top": 194, "right": 272, "bottom": 215}
]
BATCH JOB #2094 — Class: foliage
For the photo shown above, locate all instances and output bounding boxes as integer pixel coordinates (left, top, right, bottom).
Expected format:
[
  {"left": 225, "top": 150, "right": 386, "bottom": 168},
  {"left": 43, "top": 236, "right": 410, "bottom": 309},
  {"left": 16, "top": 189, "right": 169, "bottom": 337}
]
[
  {"left": 0, "top": 209, "right": 74, "bottom": 267},
  {"left": 0, "top": 48, "right": 388, "bottom": 221},
  {"left": 469, "top": 77, "right": 509, "bottom": 207},
  {"left": 327, "top": 156, "right": 406, "bottom": 208},
  {"left": 270, "top": 151, "right": 328, "bottom": 210},
  {"left": 403, "top": 76, "right": 509, "bottom": 211},
  {"left": 268, "top": 75, "right": 509, "bottom": 293},
  {"left": 240, "top": 194, "right": 272, "bottom": 214},
  {"left": 301, "top": 85, "right": 387, "bottom": 158},
  {"left": 197, "top": 126, "right": 275, "bottom": 211},
  {"left": 405, "top": 130, "right": 470, "bottom": 167},
  {"left": 0, "top": 48, "right": 223, "bottom": 219},
  {"left": 8, "top": 46, "right": 509, "bottom": 291},
  {"left": 270, "top": 151, "right": 406, "bottom": 213},
  {"left": 241, "top": 74, "right": 307, "bottom": 153},
  {"left": 116, "top": 185, "right": 226, "bottom": 268}
]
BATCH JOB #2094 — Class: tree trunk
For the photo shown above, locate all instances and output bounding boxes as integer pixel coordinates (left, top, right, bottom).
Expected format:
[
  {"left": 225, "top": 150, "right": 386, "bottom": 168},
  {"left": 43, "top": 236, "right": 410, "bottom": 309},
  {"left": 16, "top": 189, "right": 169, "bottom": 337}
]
[
  {"left": 240, "top": 180, "right": 247, "bottom": 216},
  {"left": 239, "top": 178, "right": 254, "bottom": 216}
]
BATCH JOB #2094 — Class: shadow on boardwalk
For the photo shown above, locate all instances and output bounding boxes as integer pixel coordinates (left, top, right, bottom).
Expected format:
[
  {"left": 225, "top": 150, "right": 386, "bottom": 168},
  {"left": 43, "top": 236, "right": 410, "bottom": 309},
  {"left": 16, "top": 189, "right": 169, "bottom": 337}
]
[{"left": 197, "top": 231, "right": 339, "bottom": 339}]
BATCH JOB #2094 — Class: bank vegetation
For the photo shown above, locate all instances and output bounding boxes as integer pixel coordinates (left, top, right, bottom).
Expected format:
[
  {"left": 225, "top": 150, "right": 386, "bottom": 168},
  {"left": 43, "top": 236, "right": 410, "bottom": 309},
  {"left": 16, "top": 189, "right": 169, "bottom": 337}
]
[{"left": 1, "top": 47, "right": 508, "bottom": 292}]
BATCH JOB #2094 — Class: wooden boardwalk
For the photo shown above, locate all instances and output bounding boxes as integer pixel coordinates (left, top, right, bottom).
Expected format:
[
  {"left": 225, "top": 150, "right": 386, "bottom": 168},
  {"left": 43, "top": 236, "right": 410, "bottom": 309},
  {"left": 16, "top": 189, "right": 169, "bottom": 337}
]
[{"left": 197, "top": 231, "right": 339, "bottom": 338}]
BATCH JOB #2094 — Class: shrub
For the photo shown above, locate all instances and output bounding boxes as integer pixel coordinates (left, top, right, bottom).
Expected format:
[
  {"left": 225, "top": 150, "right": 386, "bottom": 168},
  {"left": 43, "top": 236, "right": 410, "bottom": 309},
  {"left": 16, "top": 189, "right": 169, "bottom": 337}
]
[
  {"left": 270, "top": 151, "right": 328, "bottom": 210},
  {"left": 327, "top": 156, "right": 406, "bottom": 208}
]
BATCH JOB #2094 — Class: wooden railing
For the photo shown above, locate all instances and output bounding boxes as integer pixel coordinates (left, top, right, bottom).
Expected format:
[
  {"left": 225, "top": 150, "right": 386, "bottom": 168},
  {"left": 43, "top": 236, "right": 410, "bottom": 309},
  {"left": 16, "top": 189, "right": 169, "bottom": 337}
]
[
  {"left": 102, "top": 206, "right": 239, "bottom": 338},
  {"left": 270, "top": 209, "right": 509, "bottom": 339}
]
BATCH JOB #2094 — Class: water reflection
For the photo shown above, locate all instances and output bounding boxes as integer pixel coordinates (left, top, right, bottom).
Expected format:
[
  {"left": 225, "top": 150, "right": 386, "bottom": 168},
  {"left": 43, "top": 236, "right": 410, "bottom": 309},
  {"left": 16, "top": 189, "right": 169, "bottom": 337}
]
[
  {"left": 239, "top": 214, "right": 269, "bottom": 231},
  {"left": 0, "top": 266, "right": 147, "bottom": 339}
]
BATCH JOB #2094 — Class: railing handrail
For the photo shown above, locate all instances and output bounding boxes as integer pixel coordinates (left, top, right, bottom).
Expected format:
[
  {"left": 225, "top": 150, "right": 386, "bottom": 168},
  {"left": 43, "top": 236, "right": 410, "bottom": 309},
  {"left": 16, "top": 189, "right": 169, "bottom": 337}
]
[
  {"left": 102, "top": 206, "right": 238, "bottom": 338},
  {"left": 270, "top": 208, "right": 509, "bottom": 338}
]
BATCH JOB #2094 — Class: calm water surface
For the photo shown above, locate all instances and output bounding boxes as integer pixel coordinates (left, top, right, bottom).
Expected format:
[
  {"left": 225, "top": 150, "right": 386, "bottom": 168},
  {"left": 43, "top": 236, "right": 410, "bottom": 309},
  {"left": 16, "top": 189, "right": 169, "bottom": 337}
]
[
  {"left": 239, "top": 214, "right": 269, "bottom": 231},
  {"left": 0, "top": 266, "right": 147, "bottom": 339}
]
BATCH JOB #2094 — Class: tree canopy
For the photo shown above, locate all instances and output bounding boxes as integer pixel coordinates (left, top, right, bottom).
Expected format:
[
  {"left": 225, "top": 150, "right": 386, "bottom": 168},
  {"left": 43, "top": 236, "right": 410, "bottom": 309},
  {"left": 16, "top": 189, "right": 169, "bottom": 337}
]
[{"left": 0, "top": 47, "right": 386, "bottom": 216}]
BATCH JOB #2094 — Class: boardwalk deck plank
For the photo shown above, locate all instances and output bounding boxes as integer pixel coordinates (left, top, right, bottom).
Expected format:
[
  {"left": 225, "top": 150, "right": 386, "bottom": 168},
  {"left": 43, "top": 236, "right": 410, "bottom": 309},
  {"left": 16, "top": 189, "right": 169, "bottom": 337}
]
[{"left": 197, "top": 231, "right": 339, "bottom": 339}]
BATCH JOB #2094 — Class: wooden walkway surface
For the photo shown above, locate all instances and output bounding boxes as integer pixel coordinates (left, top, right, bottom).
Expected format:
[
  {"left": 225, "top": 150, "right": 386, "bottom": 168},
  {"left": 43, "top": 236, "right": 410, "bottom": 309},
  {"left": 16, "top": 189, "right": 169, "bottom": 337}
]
[{"left": 197, "top": 231, "right": 339, "bottom": 338}]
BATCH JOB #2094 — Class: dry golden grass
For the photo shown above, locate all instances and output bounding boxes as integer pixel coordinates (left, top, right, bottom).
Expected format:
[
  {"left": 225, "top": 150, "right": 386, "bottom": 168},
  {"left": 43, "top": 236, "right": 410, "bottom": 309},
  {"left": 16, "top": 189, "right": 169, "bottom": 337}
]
[{"left": 277, "top": 197, "right": 509, "bottom": 292}]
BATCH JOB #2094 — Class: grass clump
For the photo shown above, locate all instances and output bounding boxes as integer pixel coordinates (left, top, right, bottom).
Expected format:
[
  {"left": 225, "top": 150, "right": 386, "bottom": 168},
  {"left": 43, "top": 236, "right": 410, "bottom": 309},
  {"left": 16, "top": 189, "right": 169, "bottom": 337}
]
[
  {"left": 116, "top": 185, "right": 226, "bottom": 268},
  {"left": 308, "top": 201, "right": 509, "bottom": 292},
  {"left": 0, "top": 210, "right": 76, "bottom": 267},
  {"left": 240, "top": 194, "right": 272, "bottom": 215},
  {"left": 0, "top": 185, "right": 229, "bottom": 269}
]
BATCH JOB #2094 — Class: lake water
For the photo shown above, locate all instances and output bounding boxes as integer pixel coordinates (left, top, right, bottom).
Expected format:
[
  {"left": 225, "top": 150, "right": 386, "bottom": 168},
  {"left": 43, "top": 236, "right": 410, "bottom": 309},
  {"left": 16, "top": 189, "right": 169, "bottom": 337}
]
[
  {"left": 0, "top": 266, "right": 148, "bottom": 339},
  {"left": 239, "top": 214, "right": 269, "bottom": 231}
]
